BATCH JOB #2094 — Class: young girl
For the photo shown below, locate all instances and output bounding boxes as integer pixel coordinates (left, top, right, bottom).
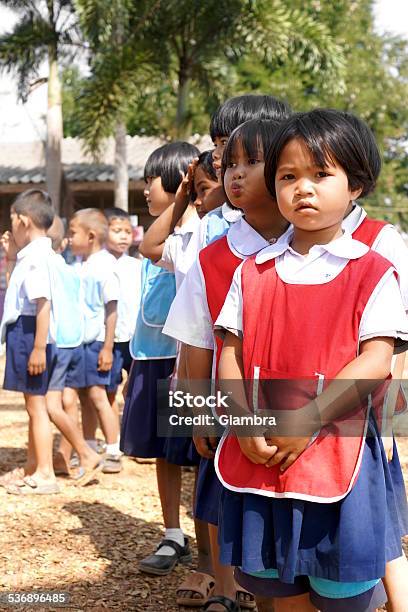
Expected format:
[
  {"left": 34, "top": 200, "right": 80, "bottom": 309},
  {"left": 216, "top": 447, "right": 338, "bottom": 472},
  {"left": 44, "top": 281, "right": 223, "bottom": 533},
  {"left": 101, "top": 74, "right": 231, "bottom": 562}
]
[
  {"left": 164, "top": 116, "right": 292, "bottom": 612},
  {"left": 140, "top": 149, "right": 222, "bottom": 289},
  {"left": 120, "top": 142, "right": 200, "bottom": 580},
  {"left": 215, "top": 109, "right": 408, "bottom": 612}
]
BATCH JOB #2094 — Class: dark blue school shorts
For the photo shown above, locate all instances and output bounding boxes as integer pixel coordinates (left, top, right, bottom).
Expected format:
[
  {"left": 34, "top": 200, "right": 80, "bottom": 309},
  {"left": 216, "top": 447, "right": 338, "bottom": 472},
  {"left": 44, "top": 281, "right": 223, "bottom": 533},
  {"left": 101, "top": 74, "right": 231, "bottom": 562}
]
[
  {"left": 47, "top": 346, "right": 85, "bottom": 391},
  {"left": 4, "top": 316, "right": 56, "bottom": 396},
  {"left": 106, "top": 341, "right": 132, "bottom": 393},
  {"left": 78, "top": 340, "right": 112, "bottom": 388}
]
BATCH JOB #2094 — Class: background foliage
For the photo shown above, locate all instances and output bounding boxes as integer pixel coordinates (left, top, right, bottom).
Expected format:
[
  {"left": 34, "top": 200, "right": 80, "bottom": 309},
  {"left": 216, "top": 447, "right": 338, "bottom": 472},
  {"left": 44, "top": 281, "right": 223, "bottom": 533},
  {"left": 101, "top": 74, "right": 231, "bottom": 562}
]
[{"left": 16, "top": 0, "right": 408, "bottom": 222}]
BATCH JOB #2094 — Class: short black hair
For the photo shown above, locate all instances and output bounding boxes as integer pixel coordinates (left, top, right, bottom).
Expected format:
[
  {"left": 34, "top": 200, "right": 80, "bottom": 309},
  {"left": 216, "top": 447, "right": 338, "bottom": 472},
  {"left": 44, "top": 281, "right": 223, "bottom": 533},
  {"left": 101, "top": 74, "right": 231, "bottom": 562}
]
[
  {"left": 210, "top": 94, "right": 291, "bottom": 141},
  {"left": 341, "top": 111, "right": 381, "bottom": 182},
  {"left": 190, "top": 150, "right": 218, "bottom": 201},
  {"left": 104, "top": 207, "right": 130, "bottom": 223},
  {"left": 221, "top": 119, "right": 280, "bottom": 185},
  {"left": 11, "top": 189, "right": 55, "bottom": 230},
  {"left": 265, "top": 109, "right": 377, "bottom": 199},
  {"left": 144, "top": 141, "right": 200, "bottom": 193},
  {"left": 197, "top": 150, "right": 217, "bottom": 182}
]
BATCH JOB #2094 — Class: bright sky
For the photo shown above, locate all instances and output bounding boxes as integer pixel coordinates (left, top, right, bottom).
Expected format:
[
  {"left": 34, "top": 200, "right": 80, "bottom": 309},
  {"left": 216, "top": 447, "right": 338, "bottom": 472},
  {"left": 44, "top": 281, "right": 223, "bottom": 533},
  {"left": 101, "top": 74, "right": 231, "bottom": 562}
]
[{"left": 0, "top": 0, "right": 407, "bottom": 143}]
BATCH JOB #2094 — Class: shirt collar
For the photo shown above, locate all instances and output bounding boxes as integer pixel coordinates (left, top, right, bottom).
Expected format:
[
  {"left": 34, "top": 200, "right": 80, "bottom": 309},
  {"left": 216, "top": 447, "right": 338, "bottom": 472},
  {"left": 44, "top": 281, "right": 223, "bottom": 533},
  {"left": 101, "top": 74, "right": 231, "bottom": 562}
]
[
  {"left": 256, "top": 230, "right": 369, "bottom": 264},
  {"left": 342, "top": 201, "right": 367, "bottom": 233},
  {"left": 227, "top": 217, "right": 270, "bottom": 257},
  {"left": 221, "top": 202, "right": 243, "bottom": 223},
  {"left": 17, "top": 236, "right": 52, "bottom": 260},
  {"left": 174, "top": 212, "right": 201, "bottom": 236}
]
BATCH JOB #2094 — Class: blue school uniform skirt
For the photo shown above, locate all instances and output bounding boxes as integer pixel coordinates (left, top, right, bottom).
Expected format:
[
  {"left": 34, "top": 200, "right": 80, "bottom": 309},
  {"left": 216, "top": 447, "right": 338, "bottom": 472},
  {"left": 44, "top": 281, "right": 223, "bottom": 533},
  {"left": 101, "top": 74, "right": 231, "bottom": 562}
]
[
  {"left": 120, "top": 358, "right": 175, "bottom": 458},
  {"left": 4, "top": 315, "right": 56, "bottom": 395},
  {"left": 218, "top": 419, "right": 408, "bottom": 585},
  {"left": 195, "top": 457, "right": 224, "bottom": 525}
]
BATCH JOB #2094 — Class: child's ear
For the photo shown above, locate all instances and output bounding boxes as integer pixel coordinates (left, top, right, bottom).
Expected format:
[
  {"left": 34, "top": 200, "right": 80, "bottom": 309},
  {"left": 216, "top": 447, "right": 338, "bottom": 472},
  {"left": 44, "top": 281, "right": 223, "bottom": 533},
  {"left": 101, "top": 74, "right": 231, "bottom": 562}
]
[
  {"left": 60, "top": 237, "right": 68, "bottom": 252},
  {"left": 88, "top": 230, "right": 96, "bottom": 243},
  {"left": 350, "top": 186, "right": 363, "bottom": 201},
  {"left": 18, "top": 214, "right": 30, "bottom": 228}
]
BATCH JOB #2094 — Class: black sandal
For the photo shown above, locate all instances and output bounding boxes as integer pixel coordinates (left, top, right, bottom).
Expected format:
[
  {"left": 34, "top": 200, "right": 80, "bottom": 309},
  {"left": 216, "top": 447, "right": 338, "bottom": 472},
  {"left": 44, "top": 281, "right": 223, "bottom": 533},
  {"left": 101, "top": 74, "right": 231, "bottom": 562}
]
[
  {"left": 203, "top": 595, "right": 241, "bottom": 611},
  {"left": 138, "top": 537, "right": 192, "bottom": 575}
]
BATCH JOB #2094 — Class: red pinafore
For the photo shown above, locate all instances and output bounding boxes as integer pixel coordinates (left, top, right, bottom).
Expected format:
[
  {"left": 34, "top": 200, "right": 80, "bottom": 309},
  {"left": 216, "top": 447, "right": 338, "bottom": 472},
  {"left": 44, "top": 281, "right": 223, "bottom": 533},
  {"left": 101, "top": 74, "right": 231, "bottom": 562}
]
[{"left": 216, "top": 249, "right": 393, "bottom": 502}]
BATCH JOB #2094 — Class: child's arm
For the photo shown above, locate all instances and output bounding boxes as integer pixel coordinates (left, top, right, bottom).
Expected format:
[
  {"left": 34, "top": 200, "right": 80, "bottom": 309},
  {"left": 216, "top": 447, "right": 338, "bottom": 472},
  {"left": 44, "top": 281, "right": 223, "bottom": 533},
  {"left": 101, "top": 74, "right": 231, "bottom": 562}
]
[
  {"left": 98, "top": 300, "right": 117, "bottom": 371},
  {"left": 187, "top": 345, "right": 218, "bottom": 459},
  {"left": 139, "top": 159, "right": 198, "bottom": 261},
  {"left": 219, "top": 331, "right": 278, "bottom": 465},
  {"left": 265, "top": 336, "right": 395, "bottom": 471},
  {"left": 381, "top": 351, "right": 405, "bottom": 461},
  {"left": 28, "top": 298, "right": 50, "bottom": 376}
]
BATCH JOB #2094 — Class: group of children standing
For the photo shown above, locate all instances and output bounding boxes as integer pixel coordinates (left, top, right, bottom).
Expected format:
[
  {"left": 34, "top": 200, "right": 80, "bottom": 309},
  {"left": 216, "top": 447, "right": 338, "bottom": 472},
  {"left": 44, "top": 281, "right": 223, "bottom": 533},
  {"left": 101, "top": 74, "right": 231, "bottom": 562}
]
[{"left": 1, "top": 93, "right": 408, "bottom": 612}]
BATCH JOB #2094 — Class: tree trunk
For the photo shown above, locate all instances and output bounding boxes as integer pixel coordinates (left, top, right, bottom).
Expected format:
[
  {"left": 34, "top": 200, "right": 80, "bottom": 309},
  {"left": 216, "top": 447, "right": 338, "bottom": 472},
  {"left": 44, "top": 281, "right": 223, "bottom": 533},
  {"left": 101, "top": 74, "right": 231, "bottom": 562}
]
[
  {"left": 114, "top": 121, "right": 129, "bottom": 211},
  {"left": 175, "top": 69, "right": 191, "bottom": 139},
  {"left": 46, "top": 46, "right": 63, "bottom": 213}
]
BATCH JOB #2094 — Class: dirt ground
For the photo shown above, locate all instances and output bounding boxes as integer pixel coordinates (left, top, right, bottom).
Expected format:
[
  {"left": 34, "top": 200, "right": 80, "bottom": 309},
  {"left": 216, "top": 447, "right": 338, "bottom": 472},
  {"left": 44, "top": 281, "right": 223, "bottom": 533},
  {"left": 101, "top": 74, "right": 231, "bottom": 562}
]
[{"left": 0, "top": 357, "right": 407, "bottom": 612}]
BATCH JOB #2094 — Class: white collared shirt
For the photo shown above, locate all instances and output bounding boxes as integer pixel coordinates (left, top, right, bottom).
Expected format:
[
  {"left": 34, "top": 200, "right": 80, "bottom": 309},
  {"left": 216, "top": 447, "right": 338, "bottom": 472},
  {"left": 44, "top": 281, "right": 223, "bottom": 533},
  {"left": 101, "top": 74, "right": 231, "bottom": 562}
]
[
  {"left": 157, "top": 212, "right": 201, "bottom": 291},
  {"left": 114, "top": 253, "right": 142, "bottom": 342},
  {"left": 343, "top": 203, "right": 408, "bottom": 309},
  {"left": 79, "top": 248, "right": 120, "bottom": 343},
  {"left": 162, "top": 218, "right": 289, "bottom": 349},
  {"left": 215, "top": 232, "right": 408, "bottom": 347},
  {"left": 0, "top": 237, "right": 53, "bottom": 342}
]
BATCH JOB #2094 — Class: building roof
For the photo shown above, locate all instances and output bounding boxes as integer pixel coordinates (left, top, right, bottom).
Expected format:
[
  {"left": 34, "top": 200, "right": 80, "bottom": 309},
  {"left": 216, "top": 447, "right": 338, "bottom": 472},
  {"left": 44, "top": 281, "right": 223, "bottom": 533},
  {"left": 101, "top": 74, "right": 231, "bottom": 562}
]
[{"left": 0, "top": 135, "right": 212, "bottom": 185}]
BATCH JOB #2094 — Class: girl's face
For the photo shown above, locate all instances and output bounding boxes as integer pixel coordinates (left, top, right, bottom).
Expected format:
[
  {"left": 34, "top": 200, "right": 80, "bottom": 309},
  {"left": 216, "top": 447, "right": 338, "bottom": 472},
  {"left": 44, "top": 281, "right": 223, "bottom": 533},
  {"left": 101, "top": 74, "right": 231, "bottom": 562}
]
[
  {"left": 223, "top": 140, "right": 271, "bottom": 211},
  {"left": 275, "top": 138, "right": 362, "bottom": 232},
  {"left": 212, "top": 136, "right": 229, "bottom": 180},
  {"left": 193, "top": 165, "right": 224, "bottom": 218},
  {"left": 144, "top": 176, "right": 174, "bottom": 217}
]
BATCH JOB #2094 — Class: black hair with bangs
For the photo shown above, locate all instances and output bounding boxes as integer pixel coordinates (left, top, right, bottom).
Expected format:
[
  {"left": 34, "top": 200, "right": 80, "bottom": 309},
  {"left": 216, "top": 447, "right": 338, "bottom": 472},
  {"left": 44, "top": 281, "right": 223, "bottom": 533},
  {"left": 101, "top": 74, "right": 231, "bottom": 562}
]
[
  {"left": 265, "top": 108, "right": 377, "bottom": 199},
  {"left": 197, "top": 150, "right": 217, "bottom": 182},
  {"left": 190, "top": 150, "right": 218, "bottom": 202},
  {"left": 221, "top": 119, "right": 280, "bottom": 185},
  {"left": 144, "top": 141, "right": 200, "bottom": 193},
  {"left": 210, "top": 94, "right": 291, "bottom": 141}
]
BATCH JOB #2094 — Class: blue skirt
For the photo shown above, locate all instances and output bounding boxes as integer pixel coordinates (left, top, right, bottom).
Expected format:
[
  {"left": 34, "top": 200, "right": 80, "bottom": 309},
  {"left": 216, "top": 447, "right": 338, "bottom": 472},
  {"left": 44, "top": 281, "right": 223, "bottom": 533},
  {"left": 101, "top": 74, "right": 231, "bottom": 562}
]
[
  {"left": 218, "top": 421, "right": 408, "bottom": 584},
  {"left": 195, "top": 457, "right": 224, "bottom": 525},
  {"left": 120, "top": 358, "right": 175, "bottom": 458},
  {"left": 164, "top": 436, "right": 200, "bottom": 467}
]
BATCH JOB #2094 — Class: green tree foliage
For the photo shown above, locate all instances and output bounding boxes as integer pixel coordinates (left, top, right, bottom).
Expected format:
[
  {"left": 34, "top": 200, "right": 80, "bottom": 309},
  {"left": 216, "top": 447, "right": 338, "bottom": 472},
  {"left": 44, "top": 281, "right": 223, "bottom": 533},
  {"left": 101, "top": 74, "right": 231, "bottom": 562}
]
[
  {"left": 72, "top": 0, "right": 344, "bottom": 150},
  {"left": 235, "top": 0, "right": 408, "bottom": 220},
  {"left": 0, "top": 0, "right": 84, "bottom": 211}
]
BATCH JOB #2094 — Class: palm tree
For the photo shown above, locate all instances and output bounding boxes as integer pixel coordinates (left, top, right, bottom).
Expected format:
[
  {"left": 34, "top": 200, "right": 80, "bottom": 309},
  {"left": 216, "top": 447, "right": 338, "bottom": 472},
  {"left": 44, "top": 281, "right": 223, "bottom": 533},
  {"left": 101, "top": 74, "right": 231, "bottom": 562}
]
[
  {"left": 0, "top": 1, "right": 83, "bottom": 212},
  {"left": 74, "top": 0, "right": 345, "bottom": 152},
  {"left": 74, "top": 0, "right": 162, "bottom": 211}
]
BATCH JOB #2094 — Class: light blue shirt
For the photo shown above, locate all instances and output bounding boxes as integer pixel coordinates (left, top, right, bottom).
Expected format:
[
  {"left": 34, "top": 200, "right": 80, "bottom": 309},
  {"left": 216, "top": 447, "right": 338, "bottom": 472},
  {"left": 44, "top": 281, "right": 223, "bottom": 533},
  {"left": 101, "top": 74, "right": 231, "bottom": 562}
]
[
  {"left": 130, "top": 258, "right": 177, "bottom": 360},
  {"left": 48, "top": 253, "right": 84, "bottom": 348},
  {"left": 203, "top": 203, "right": 242, "bottom": 248},
  {"left": 79, "top": 249, "right": 120, "bottom": 344}
]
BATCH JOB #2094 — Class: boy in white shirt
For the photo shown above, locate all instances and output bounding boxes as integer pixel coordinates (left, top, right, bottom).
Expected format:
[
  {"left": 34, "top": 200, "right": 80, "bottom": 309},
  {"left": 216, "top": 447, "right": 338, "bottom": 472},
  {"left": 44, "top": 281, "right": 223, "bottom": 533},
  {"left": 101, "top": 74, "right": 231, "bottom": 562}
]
[
  {"left": 69, "top": 208, "right": 120, "bottom": 469},
  {"left": 104, "top": 208, "right": 142, "bottom": 473},
  {"left": 0, "top": 189, "right": 59, "bottom": 494}
]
